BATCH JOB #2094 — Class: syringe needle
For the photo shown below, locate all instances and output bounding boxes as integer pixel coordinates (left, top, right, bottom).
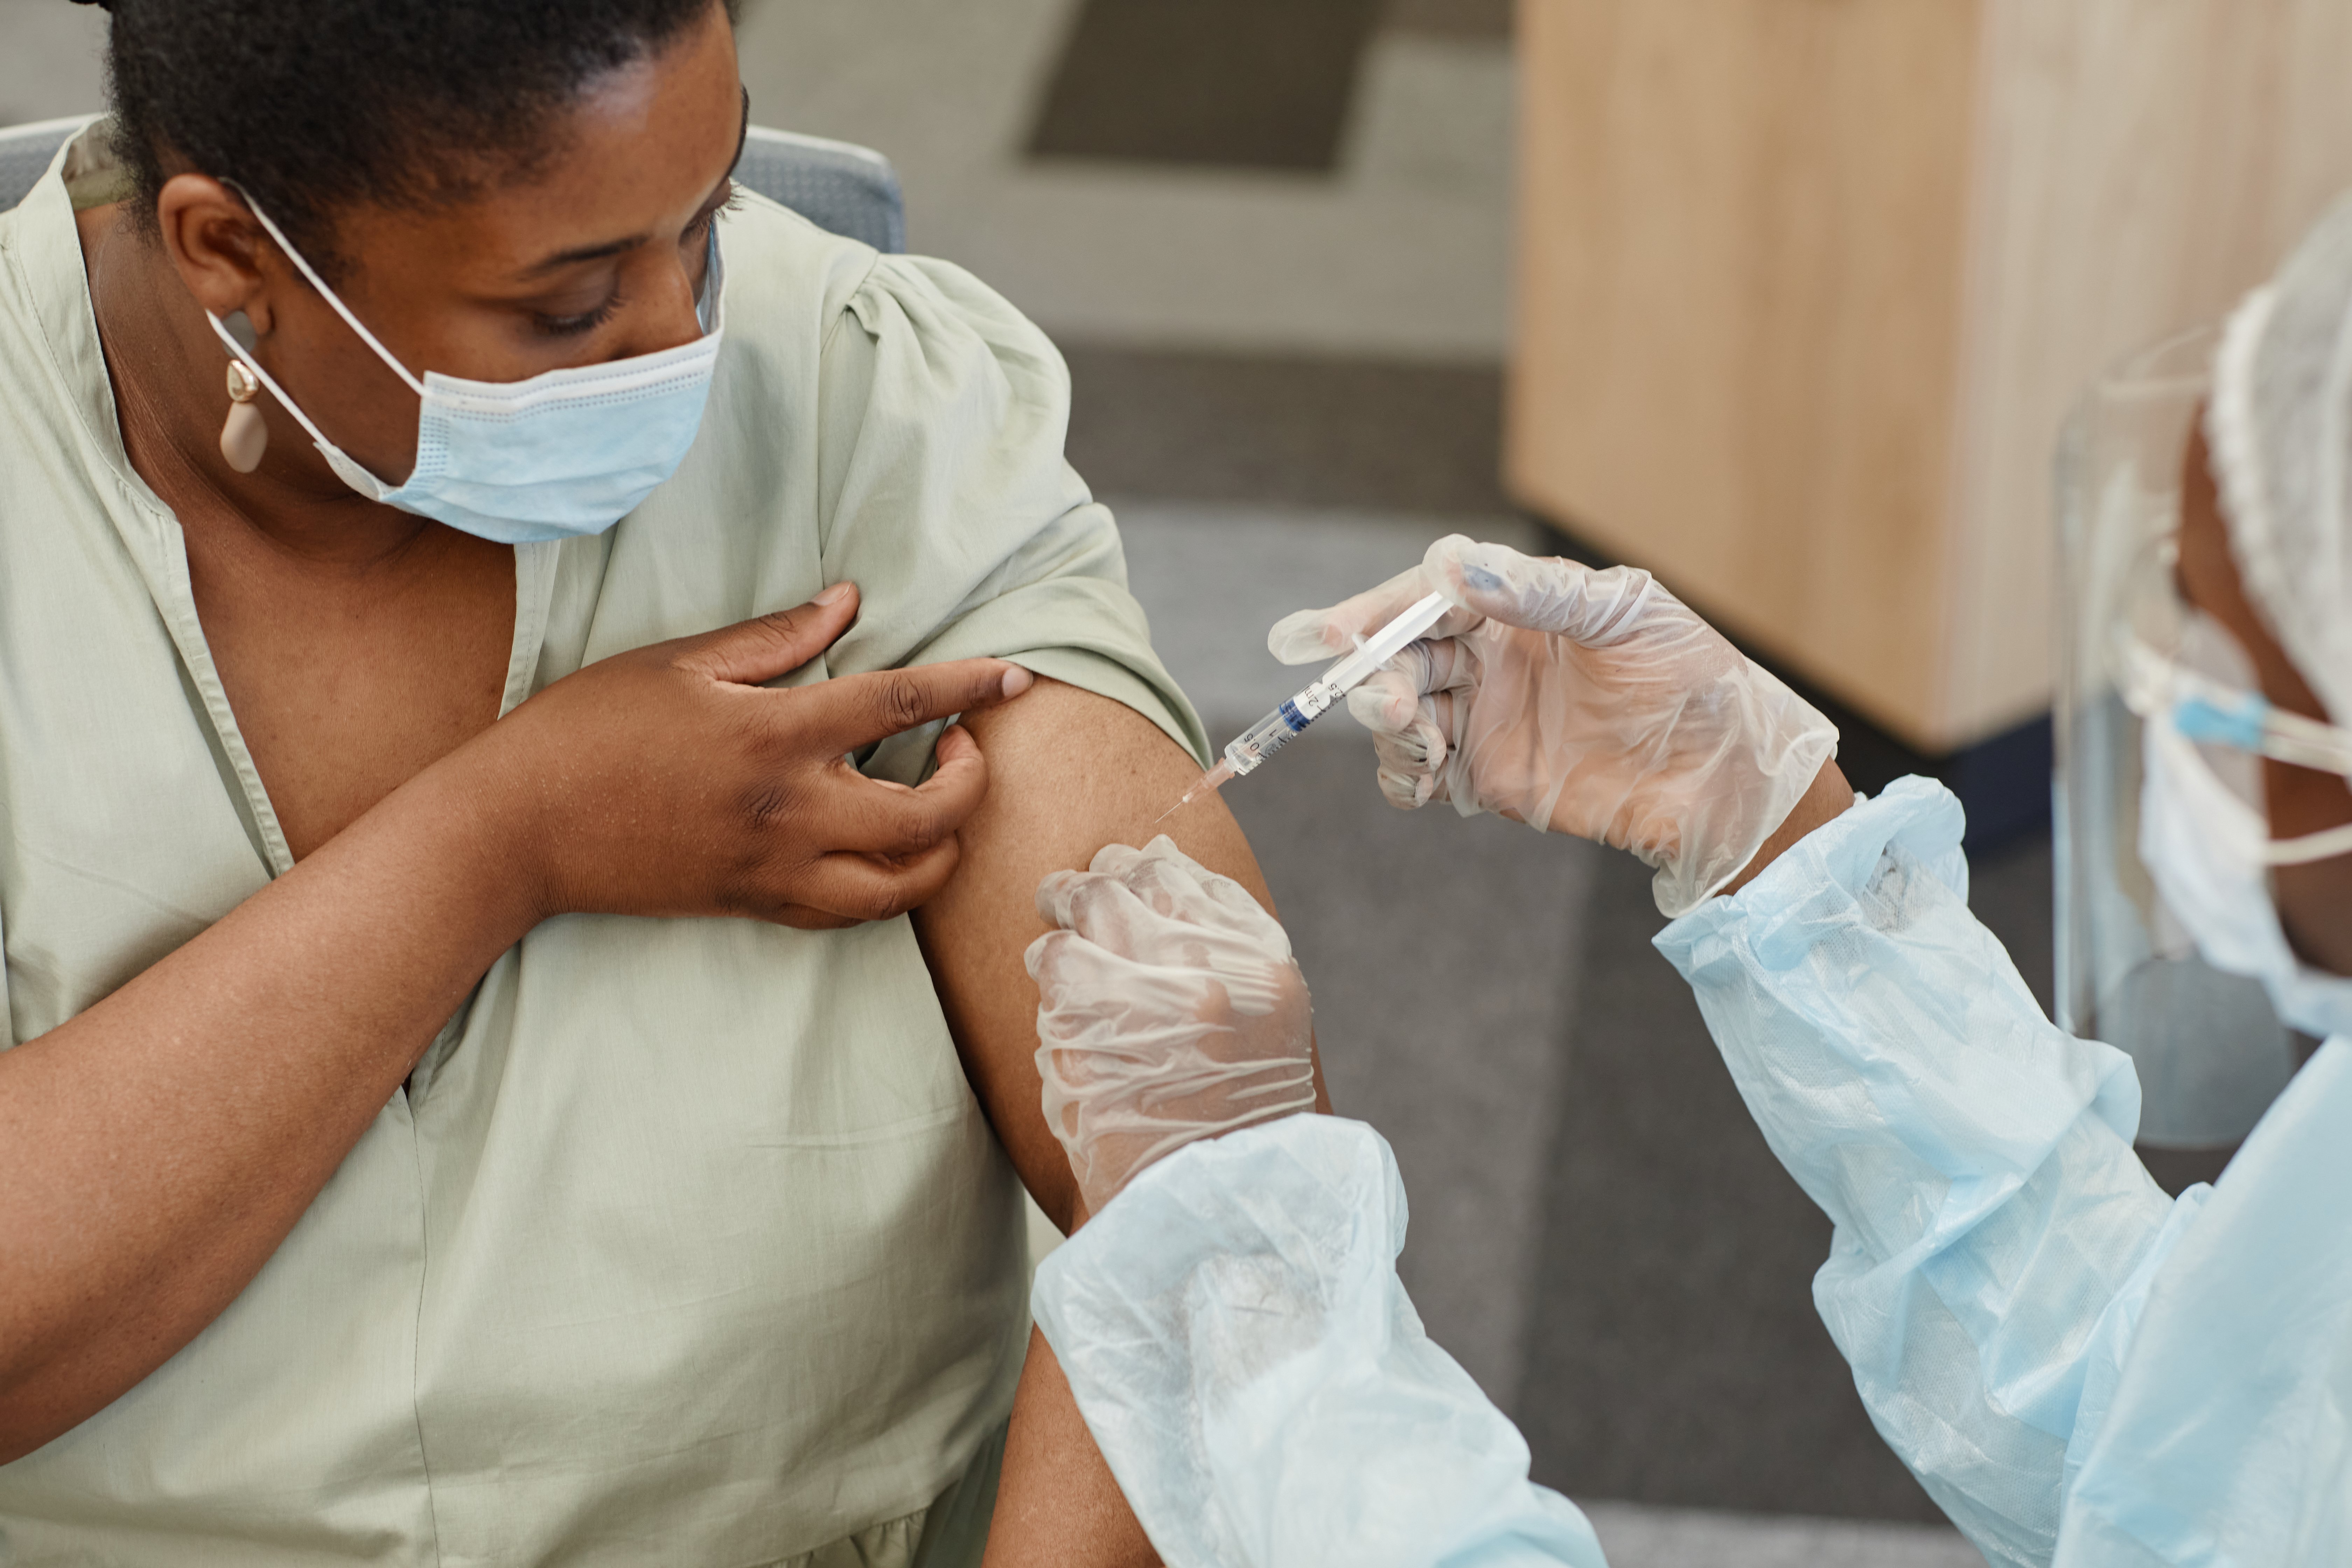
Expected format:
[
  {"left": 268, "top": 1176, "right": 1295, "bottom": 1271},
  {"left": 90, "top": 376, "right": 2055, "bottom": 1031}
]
[
  {"left": 1160, "top": 591, "right": 1450, "bottom": 822},
  {"left": 1155, "top": 758, "right": 1236, "bottom": 822}
]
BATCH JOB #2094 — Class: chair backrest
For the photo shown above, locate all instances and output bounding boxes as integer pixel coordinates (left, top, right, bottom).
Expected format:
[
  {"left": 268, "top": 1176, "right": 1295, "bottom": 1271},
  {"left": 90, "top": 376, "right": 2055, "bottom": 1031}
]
[
  {"left": 0, "top": 117, "right": 906, "bottom": 254},
  {"left": 737, "top": 126, "right": 905, "bottom": 253}
]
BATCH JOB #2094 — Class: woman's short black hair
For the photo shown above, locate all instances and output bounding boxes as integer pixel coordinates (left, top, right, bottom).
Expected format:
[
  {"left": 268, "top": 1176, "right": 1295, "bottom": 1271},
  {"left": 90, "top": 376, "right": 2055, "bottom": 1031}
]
[{"left": 80, "top": 0, "right": 734, "bottom": 278}]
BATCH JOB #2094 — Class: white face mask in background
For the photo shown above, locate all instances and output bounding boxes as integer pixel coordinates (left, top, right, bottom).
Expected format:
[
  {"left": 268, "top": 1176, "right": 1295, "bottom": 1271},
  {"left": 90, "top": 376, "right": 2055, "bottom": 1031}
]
[
  {"left": 2137, "top": 620, "right": 2352, "bottom": 1043},
  {"left": 203, "top": 193, "right": 725, "bottom": 545}
]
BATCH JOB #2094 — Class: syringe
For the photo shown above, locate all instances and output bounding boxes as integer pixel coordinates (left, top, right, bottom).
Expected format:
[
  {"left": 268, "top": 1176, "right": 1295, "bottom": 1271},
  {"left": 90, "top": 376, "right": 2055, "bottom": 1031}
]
[{"left": 1158, "top": 590, "right": 1453, "bottom": 820}]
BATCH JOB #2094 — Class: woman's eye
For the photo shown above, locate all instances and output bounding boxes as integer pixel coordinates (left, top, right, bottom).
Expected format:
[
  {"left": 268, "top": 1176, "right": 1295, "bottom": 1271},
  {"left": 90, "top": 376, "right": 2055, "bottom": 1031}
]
[
  {"left": 684, "top": 184, "right": 744, "bottom": 245},
  {"left": 531, "top": 292, "right": 625, "bottom": 338},
  {"left": 532, "top": 186, "right": 737, "bottom": 336}
]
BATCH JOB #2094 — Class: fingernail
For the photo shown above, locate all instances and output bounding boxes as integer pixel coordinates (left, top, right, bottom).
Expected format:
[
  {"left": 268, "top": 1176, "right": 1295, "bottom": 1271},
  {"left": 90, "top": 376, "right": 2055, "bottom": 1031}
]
[
  {"left": 1001, "top": 666, "right": 1035, "bottom": 698},
  {"left": 816, "top": 582, "right": 854, "bottom": 606}
]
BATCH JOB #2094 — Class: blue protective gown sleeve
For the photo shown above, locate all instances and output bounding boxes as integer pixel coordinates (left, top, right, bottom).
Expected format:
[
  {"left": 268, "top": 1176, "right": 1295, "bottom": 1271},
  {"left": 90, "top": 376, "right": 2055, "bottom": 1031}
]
[
  {"left": 1652, "top": 777, "right": 2212, "bottom": 1568},
  {"left": 1031, "top": 1115, "right": 1609, "bottom": 1568}
]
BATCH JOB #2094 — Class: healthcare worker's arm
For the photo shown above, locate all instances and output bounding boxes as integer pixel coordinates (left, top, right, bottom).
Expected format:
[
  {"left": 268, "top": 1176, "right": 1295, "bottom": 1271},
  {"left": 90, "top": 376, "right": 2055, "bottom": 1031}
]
[
  {"left": 1289, "top": 538, "right": 2202, "bottom": 1568},
  {"left": 913, "top": 676, "right": 1332, "bottom": 1567},
  {"left": 1020, "top": 836, "right": 1606, "bottom": 1568},
  {"left": 1658, "top": 781, "right": 2197, "bottom": 1568}
]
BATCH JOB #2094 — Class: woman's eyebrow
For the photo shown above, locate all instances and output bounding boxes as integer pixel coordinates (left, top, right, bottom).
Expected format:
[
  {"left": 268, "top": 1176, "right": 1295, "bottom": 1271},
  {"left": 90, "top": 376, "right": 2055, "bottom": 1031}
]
[
  {"left": 517, "top": 90, "right": 750, "bottom": 280},
  {"left": 522, "top": 233, "right": 648, "bottom": 276}
]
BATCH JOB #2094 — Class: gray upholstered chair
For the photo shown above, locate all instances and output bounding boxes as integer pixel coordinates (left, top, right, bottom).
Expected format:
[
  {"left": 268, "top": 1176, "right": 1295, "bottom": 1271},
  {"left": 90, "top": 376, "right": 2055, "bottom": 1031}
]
[{"left": 0, "top": 114, "right": 905, "bottom": 253}]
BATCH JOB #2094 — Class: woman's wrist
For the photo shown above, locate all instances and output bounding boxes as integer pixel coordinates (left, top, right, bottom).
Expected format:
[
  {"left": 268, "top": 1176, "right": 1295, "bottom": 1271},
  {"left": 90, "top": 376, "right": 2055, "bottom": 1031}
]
[
  {"left": 340, "top": 737, "right": 559, "bottom": 951},
  {"left": 1723, "top": 759, "right": 1855, "bottom": 897}
]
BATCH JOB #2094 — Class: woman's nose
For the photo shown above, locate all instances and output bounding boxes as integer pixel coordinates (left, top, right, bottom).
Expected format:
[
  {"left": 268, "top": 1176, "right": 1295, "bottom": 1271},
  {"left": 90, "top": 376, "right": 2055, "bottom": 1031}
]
[{"left": 611, "top": 252, "right": 707, "bottom": 359}]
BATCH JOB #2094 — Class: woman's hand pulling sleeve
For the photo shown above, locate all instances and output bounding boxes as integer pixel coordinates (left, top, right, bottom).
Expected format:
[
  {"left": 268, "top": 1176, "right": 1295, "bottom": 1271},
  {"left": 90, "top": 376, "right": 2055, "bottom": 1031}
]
[
  {"left": 1268, "top": 536, "right": 1839, "bottom": 916},
  {"left": 1024, "top": 836, "right": 1317, "bottom": 1215}
]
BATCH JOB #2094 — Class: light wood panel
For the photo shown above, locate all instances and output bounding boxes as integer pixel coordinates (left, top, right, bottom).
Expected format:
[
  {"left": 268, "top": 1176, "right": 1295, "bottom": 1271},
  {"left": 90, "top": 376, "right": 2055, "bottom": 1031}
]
[
  {"left": 1940, "top": 0, "right": 2352, "bottom": 742},
  {"left": 1508, "top": 0, "right": 1981, "bottom": 742},
  {"left": 1510, "top": 0, "right": 2352, "bottom": 751}
]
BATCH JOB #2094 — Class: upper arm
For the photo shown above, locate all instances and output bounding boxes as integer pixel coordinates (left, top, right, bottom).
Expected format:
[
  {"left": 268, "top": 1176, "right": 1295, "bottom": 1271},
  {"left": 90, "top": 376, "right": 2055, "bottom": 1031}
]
[
  {"left": 911, "top": 677, "right": 1326, "bottom": 1233},
  {"left": 811, "top": 253, "right": 1281, "bottom": 1226}
]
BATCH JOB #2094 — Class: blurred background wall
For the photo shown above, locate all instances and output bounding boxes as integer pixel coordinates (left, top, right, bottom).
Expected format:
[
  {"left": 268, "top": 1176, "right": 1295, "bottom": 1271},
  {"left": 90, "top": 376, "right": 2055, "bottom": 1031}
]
[
  {"left": 1511, "top": 0, "right": 2352, "bottom": 788},
  {"left": 11, "top": 2, "right": 2345, "bottom": 1561}
]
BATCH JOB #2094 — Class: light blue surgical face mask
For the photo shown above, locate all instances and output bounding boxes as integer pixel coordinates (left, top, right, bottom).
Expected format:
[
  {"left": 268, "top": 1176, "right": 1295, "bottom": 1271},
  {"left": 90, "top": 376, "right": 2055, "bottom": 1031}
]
[
  {"left": 203, "top": 196, "right": 725, "bottom": 545},
  {"left": 2131, "top": 608, "right": 2352, "bottom": 1042}
]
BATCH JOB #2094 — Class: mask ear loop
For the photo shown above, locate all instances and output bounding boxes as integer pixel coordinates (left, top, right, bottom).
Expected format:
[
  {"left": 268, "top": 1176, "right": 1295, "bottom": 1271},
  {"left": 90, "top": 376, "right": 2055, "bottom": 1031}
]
[
  {"left": 2121, "top": 626, "right": 2352, "bottom": 868},
  {"left": 199, "top": 185, "right": 422, "bottom": 492},
  {"left": 202, "top": 309, "right": 352, "bottom": 468},
  {"left": 2266, "top": 821, "right": 2352, "bottom": 866},
  {"left": 220, "top": 184, "right": 425, "bottom": 396}
]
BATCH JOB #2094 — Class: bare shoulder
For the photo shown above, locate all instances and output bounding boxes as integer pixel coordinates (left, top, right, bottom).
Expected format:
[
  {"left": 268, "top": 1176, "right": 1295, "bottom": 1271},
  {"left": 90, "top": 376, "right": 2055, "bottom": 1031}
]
[{"left": 950, "top": 677, "right": 1273, "bottom": 910}]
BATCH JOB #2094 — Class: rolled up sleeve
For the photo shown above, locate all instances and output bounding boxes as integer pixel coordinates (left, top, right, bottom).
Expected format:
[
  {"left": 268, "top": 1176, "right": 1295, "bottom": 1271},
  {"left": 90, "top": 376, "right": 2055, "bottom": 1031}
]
[{"left": 812, "top": 252, "right": 1207, "bottom": 785}]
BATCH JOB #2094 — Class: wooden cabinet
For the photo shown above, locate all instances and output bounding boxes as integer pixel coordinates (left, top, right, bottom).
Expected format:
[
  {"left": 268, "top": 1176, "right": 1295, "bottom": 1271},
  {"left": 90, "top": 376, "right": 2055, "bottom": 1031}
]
[{"left": 1508, "top": 0, "right": 2352, "bottom": 751}]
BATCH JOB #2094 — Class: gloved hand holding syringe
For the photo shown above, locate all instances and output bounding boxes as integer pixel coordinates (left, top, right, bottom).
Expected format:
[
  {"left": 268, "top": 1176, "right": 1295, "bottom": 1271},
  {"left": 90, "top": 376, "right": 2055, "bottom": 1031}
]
[{"left": 1157, "top": 589, "right": 1453, "bottom": 821}]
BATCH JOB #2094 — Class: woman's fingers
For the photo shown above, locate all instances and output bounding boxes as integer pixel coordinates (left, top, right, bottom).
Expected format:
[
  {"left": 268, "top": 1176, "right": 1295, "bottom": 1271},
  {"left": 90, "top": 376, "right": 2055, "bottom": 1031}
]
[
  {"left": 769, "top": 906, "right": 868, "bottom": 933},
  {"left": 674, "top": 585, "right": 863, "bottom": 686},
  {"left": 819, "top": 722, "right": 994, "bottom": 856},
  {"left": 803, "top": 658, "right": 1034, "bottom": 756},
  {"left": 501, "top": 600, "right": 1052, "bottom": 927},
  {"left": 779, "top": 834, "right": 968, "bottom": 925},
  {"left": 753, "top": 724, "right": 1000, "bottom": 915}
]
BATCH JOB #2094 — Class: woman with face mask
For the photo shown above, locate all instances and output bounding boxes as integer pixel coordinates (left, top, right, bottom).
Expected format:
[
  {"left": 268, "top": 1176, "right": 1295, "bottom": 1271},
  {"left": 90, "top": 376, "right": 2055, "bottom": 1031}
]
[
  {"left": 0, "top": 1, "right": 1299, "bottom": 1563},
  {"left": 1016, "top": 202, "right": 2352, "bottom": 1565}
]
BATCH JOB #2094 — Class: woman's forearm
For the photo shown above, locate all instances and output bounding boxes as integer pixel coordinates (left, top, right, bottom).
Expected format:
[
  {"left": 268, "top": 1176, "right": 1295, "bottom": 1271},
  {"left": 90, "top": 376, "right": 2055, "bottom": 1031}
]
[
  {"left": 986, "top": 1330, "right": 1160, "bottom": 1568},
  {"left": 0, "top": 601, "right": 1033, "bottom": 1463},
  {"left": 0, "top": 752, "right": 542, "bottom": 1462}
]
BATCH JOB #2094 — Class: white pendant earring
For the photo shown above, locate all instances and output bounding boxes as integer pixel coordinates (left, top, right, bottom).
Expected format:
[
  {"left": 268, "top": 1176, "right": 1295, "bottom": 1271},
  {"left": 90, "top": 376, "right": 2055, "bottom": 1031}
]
[{"left": 220, "top": 359, "right": 267, "bottom": 473}]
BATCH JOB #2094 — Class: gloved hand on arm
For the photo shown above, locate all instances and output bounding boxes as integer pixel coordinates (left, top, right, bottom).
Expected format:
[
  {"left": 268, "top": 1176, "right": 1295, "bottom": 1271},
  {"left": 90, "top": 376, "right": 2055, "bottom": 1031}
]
[
  {"left": 1024, "top": 838, "right": 1607, "bottom": 1568},
  {"left": 1025, "top": 836, "right": 1319, "bottom": 1215},
  {"left": 1269, "top": 536, "right": 1844, "bottom": 915}
]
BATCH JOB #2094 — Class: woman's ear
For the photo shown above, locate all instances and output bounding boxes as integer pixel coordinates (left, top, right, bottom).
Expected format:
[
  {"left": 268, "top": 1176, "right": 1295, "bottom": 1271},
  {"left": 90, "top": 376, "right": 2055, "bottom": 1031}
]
[{"left": 153, "top": 173, "right": 281, "bottom": 335}]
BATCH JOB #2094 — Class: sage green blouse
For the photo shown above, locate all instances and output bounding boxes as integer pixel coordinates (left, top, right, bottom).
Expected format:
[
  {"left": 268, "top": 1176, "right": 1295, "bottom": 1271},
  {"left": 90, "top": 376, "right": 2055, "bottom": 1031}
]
[{"left": 0, "top": 123, "right": 1204, "bottom": 1567}]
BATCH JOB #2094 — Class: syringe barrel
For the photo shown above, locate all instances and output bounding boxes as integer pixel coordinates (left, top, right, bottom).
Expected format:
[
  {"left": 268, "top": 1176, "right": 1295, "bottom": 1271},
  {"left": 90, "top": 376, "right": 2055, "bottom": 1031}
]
[{"left": 1222, "top": 681, "right": 1339, "bottom": 776}]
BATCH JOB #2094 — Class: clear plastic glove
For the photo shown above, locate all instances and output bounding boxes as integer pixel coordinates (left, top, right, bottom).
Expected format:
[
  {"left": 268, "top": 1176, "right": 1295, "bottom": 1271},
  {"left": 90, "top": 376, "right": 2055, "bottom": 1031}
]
[
  {"left": 1268, "top": 535, "right": 1838, "bottom": 917},
  {"left": 1026, "top": 836, "right": 1317, "bottom": 1214}
]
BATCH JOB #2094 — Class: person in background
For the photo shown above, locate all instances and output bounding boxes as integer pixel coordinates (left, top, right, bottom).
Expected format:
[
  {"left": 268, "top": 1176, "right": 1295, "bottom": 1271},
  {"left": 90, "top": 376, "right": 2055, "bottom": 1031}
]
[
  {"left": 1021, "top": 194, "right": 2352, "bottom": 1568},
  {"left": 0, "top": 0, "right": 1314, "bottom": 1561}
]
